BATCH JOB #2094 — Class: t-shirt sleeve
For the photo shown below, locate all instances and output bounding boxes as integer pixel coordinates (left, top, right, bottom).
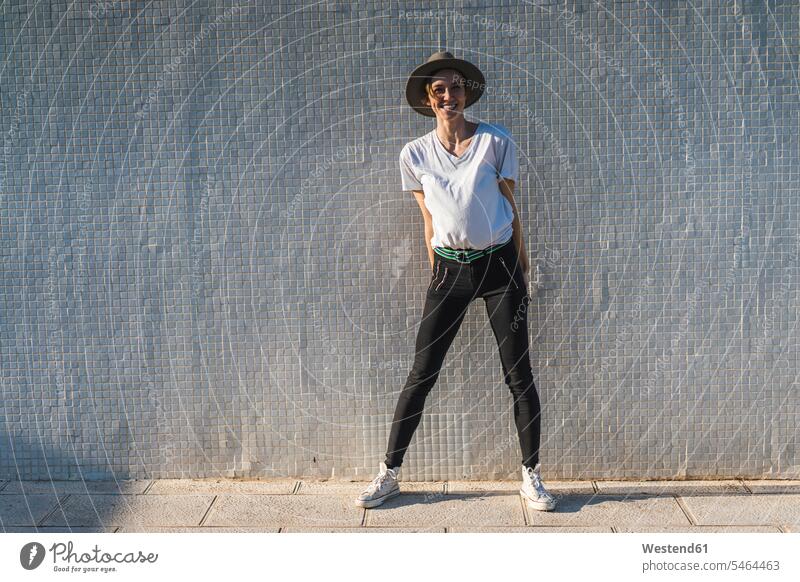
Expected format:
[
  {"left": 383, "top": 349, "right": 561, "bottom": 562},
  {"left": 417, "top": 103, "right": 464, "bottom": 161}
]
[
  {"left": 496, "top": 129, "right": 519, "bottom": 183},
  {"left": 399, "top": 145, "right": 423, "bottom": 191}
]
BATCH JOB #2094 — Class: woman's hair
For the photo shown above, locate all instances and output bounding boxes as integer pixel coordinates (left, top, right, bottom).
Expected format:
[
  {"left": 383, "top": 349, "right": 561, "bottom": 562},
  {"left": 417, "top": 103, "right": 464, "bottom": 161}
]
[{"left": 421, "top": 68, "right": 469, "bottom": 106}]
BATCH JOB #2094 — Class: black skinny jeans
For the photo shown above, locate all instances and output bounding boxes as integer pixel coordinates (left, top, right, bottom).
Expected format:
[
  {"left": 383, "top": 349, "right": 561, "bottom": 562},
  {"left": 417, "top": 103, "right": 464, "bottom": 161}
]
[{"left": 384, "top": 237, "right": 542, "bottom": 470}]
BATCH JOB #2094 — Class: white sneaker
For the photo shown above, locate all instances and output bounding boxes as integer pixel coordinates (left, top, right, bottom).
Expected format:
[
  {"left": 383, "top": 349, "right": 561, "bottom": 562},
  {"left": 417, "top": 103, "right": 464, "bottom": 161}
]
[
  {"left": 520, "top": 463, "right": 557, "bottom": 511},
  {"left": 354, "top": 462, "right": 401, "bottom": 508}
]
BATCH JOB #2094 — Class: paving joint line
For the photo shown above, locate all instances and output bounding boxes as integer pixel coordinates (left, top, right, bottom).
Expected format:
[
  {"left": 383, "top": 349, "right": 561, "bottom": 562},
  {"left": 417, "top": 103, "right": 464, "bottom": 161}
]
[
  {"left": 519, "top": 493, "right": 529, "bottom": 526},
  {"left": 197, "top": 495, "right": 218, "bottom": 526},
  {"left": 37, "top": 493, "right": 71, "bottom": 527},
  {"left": 674, "top": 495, "right": 696, "bottom": 525}
]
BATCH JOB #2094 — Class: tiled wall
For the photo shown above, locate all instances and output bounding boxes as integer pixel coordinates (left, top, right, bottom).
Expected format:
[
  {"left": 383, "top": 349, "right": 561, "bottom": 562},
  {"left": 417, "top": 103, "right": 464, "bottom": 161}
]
[{"left": 1, "top": 0, "right": 798, "bottom": 480}]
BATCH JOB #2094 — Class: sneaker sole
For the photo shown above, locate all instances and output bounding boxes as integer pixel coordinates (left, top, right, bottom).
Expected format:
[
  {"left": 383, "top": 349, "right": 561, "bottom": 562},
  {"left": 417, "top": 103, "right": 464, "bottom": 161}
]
[
  {"left": 520, "top": 489, "right": 556, "bottom": 511},
  {"left": 354, "top": 486, "right": 400, "bottom": 508}
]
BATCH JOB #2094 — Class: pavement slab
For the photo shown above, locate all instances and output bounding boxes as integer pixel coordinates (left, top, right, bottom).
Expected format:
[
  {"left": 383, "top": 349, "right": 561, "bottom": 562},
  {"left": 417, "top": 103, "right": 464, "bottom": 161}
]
[
  {"left": 115, "top": 526, "right": 281, "bottom": 533},
  {"left": 365, "top": 493, "right": 525, "bottom": 528},
  {"left": 743, "top": 480, "right": 800, "bottom": 494},
  {"left": 1, "top": 480, "right": 151, "bottom": 495},
  {"left": 298, "top": 480, "right": 445, "bottom": 495},
  {"left": 615, "top": 525, "right": 783, "bottom": 533},
  {"left": 523, "top": 494, "right": 692, "bottom": 528},
  {"left": 3, "top": 526, "right": 115, "bottom": 533},
  {"left": 280, "top": 526, "right": 446, "bottom": 533},
  {"left": 0, "top": 494, "right": 66, "bottom": 527},
  {"left": 146, "top": 479, "right": 296, "bottom": 495},
  {"left": 447, "top": 480, "right": 595, "bottom": 495},
  {"left": 41, "top": 494, "right": 214, "bottom": 528},
  {"left": 1, "top": 479, "right": 797, "bottom": 533},
  {"left": 202, "top": 494, "right": 364, "bottom": 528},
  {"left": 447, "top": 526, "right": 613, "bottom": 532},
  {"left": 681, "top": 493, "right": 800, "bottom": 527},
  {"left": 595, "top": 480, "right": 747, "bottom": 495}
]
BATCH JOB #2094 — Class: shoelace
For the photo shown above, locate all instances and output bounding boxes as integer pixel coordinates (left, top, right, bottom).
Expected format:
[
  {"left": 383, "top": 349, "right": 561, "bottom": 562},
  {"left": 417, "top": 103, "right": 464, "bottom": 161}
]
[
  {"left": 528, "top": 468, "right": 554, "bottom": 501},
  {"left": 365, "top": 470, "right": 393, "bottom": 494}
]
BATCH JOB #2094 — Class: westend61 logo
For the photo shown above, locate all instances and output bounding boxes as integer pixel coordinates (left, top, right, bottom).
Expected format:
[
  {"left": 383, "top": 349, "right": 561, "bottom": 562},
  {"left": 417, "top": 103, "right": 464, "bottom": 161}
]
[{"left": 19, "top": 541, "right": 158, "bottom": 574}]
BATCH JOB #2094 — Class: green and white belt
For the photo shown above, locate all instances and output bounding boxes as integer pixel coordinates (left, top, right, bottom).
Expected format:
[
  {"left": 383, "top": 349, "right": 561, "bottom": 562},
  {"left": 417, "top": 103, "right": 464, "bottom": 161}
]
[{"left": 433, "top": 238, "right": 512, "bottom": 264}]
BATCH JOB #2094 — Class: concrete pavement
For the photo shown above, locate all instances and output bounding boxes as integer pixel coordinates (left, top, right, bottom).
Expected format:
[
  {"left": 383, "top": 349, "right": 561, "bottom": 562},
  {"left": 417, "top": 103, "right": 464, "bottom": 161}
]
[{"left": 1, "top": 477, "right": 799, "bottom": 533}]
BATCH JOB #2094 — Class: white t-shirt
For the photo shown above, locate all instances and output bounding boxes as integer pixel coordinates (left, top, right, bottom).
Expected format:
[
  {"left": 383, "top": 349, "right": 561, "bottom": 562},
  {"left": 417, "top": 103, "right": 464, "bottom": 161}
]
[{"left": 399, "top": 121, "right": 519, "bottom": 250}]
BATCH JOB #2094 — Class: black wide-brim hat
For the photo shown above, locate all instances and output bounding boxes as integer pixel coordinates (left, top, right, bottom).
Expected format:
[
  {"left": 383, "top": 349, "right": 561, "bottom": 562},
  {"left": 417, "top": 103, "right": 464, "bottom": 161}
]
[{"left": 405, "top": 50, "right": 486, "bottom": 117}]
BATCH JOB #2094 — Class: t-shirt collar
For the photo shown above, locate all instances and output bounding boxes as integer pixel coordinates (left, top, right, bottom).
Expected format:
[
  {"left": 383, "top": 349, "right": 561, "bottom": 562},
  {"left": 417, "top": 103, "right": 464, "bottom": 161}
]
[{"left": 431, "top": 121, "right": 484, "bottom": 163}]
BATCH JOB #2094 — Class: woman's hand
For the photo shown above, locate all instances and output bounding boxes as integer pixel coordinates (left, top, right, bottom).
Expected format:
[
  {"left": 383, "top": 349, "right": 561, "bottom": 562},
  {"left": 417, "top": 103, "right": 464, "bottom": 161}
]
[{"left": 519, "top": 250, "right": 530, "bottom": 290}]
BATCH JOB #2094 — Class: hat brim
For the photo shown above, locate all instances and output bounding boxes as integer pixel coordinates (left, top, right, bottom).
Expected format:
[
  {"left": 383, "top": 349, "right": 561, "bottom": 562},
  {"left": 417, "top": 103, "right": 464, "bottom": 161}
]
[{"left": 405, "top": 57, "right": 485, "bottom": 117}]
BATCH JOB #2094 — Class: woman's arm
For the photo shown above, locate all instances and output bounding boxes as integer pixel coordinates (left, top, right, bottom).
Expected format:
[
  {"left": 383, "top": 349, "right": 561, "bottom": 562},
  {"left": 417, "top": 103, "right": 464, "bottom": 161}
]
[
  {"left": 498, "top": 178, "right": 530, "bottom": 282},
  {"left": 411, "top": 190, "right": 435, "bottom": 268}
]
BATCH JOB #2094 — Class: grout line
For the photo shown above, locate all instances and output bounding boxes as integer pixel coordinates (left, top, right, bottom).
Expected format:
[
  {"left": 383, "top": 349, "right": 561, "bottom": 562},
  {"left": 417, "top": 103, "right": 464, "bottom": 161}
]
[
  {"left": 198, "top": 495, "right": 218, "bottom": 526},
  {"left": 674, "top": 495, "right": 696, "bottom": 526},
  {"left": 738, "top": 478, "right": 753, "bottom": 494},
  {"left": 360, "top": 507, "right": 367, "bottom": 527},
  {"left": 519, "top": 493, "right": 529, "bottom": 526},
  {"left": 776, "top": 525, "right": 787, "bottom": 533},
  {"left": 292, "top": 481, "right": 301, "bottom": 494},
  {"left": 610, "top": 525, "right": 617, "bottom": 533},
  {"left": 591, "top": 481, "right": 599, "bottom": 494},
  {"left": 113, "top": 527, "right": 120, "bottom": 533},
  {"left": 141, "top": 480, "right": 156, "bottom": 494}
]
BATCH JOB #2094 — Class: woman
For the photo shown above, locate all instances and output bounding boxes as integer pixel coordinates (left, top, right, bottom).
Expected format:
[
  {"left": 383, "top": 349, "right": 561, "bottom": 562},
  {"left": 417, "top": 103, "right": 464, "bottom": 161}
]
[{"left": 355, "top": 51, "right": 556, "bottom": 512}]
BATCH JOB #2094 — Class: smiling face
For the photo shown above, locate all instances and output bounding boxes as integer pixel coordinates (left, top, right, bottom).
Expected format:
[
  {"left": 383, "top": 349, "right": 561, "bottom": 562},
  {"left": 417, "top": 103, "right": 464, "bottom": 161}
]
[{"left": 422, "top": 68, "right": 469, "bottom": 123}]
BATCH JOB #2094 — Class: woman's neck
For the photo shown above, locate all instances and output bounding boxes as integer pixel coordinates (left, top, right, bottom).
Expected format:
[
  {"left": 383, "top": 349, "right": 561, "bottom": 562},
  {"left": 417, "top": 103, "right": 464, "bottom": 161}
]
[{"left": 435, "top": 119, "right": 478, "bottom": 146}]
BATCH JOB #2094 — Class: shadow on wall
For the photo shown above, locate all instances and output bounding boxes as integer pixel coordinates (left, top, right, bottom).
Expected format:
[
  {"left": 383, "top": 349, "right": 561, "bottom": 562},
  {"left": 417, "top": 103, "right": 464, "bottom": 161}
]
[{"left": 0, "top": 431, "right": 123, "bottom": 481}]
